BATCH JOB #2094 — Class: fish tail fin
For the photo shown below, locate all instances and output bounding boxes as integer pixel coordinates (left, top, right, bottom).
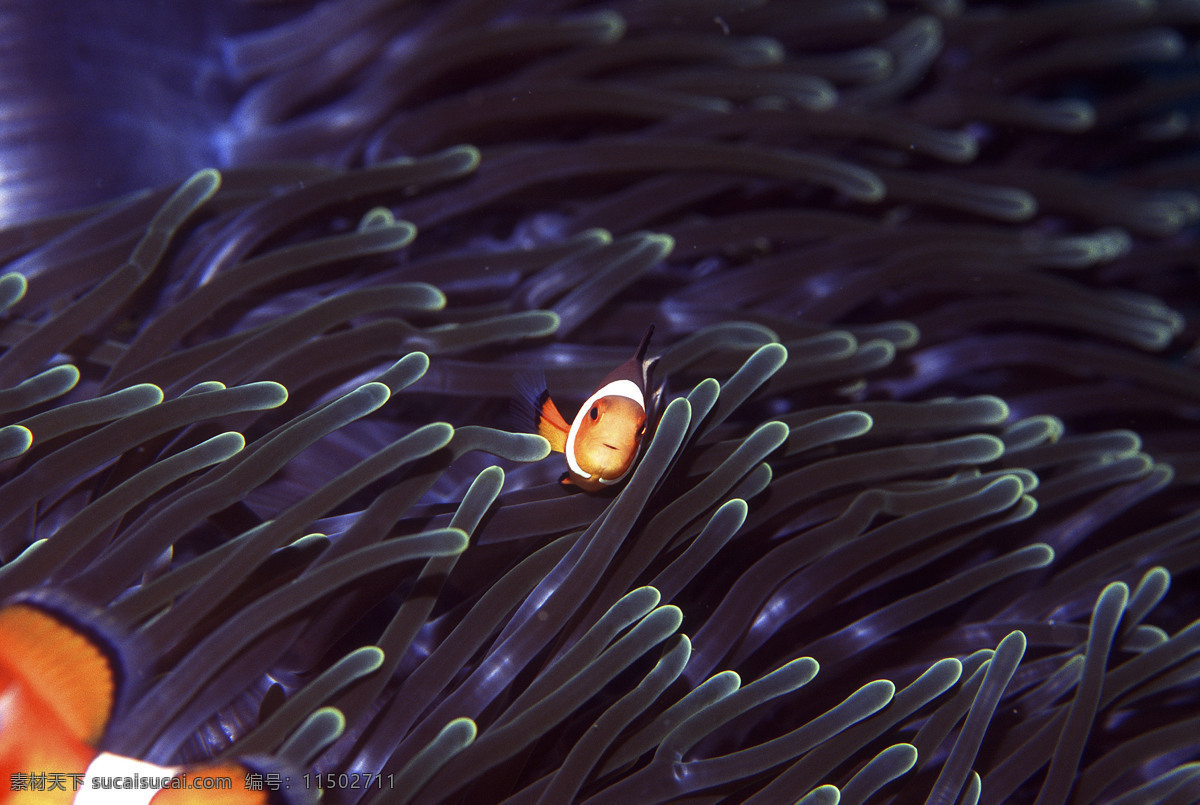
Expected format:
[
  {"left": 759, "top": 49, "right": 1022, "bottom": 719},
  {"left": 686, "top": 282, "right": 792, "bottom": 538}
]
[{"left": 0, "top": 591, "right": 133, "bottom": 745}]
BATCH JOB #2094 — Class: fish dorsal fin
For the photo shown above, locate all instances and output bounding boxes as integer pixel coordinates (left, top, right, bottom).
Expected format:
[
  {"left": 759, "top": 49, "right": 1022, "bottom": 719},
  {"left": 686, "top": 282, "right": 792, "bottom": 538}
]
[
  {"left": 634, "top": 324, "right": 655, "bottom": 364},
  {"left": 598, "top": 325, "right": 658, "bottom": 392},
  {"left": 0, "top": 601, "right": 118, "bottom": 744}
]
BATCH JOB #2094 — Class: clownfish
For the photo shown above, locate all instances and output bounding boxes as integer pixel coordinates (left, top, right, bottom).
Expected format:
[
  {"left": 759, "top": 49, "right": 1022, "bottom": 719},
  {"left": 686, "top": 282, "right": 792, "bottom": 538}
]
[
  {"left": 0, "top": 595, "right": 311, "bottom": 805},
  {"left": 526, "top": 326, "right": 663, "bottom": 491}
]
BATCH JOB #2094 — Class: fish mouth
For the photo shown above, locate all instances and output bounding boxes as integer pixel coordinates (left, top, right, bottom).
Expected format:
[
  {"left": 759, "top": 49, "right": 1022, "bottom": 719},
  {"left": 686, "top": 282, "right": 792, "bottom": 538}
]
[{"left": 603, "top": 443, "right": 618, "bottom": 450}]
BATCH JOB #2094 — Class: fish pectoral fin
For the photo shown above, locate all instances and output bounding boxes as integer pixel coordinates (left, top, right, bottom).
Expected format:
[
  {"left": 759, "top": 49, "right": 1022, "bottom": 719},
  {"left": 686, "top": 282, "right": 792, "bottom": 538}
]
[
  {"left": 536, "top": 394, "right": 570, "bottom": 453},
  {"left": 0, "top": 601, "right": 120, "bottom": 744}
]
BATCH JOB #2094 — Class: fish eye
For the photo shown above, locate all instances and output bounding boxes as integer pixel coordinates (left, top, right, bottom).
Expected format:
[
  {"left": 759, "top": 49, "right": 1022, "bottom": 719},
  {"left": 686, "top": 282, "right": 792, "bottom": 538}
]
[{"left": 589, "top": 405, "right": 599, "bottom": 420}]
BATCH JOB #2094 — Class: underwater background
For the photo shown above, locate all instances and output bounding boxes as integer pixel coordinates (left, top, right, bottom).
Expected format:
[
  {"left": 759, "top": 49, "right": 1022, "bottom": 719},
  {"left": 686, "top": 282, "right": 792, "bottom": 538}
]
[{"left": 2, "top": 0, "right": 1200, "bottom": 803}]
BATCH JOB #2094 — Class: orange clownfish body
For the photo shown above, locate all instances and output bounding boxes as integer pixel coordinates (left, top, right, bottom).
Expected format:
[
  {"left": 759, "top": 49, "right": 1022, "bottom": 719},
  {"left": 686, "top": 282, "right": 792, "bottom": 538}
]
[
  {"left": 532, "top": 326, "right": 662, "bottom": 491},
  {"left": 0, "top": 597, "right": 307, "bottom": 805}
]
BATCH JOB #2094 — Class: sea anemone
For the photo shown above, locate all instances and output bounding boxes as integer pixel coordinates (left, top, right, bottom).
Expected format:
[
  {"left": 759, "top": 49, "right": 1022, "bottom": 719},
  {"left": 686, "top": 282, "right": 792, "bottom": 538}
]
[{"left": 2, "top": 1, "right": 1199, "bottom": 804}]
